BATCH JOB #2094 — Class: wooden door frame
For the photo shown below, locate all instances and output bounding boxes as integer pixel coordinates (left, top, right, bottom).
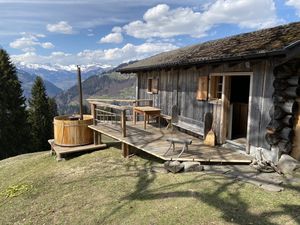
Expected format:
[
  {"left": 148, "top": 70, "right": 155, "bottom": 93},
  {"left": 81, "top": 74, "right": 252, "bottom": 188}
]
[{"left": 210, "top": 72, "right": 253, "bottom": 153}]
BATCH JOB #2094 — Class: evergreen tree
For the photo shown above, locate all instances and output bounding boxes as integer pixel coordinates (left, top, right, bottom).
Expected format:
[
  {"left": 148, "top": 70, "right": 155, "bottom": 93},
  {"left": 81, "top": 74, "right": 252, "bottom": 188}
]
[
  {"left": 28, "top": 76, "right": 53, "bottom": 151},
  {"left": 48, "top": 97, "right": 58, "bottom": 137},
  {"left": 0, "top": 49, "right": 30, "bottom": 159}
]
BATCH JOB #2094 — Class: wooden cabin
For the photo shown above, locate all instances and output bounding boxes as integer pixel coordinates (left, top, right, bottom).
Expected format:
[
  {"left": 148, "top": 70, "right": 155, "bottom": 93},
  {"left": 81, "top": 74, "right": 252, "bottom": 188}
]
[{"left": 119, "top": 22, "right": 300, "bottom": 162}]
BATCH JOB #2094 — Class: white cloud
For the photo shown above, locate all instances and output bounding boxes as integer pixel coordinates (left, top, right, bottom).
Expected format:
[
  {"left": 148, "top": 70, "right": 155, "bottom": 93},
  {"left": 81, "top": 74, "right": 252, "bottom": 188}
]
[
  {"left": 99, "top": 26, "right": 124, "bottom": 44},
  {"left": 286, "top": 0, "right": 300, "bottom": 16},
  {"left": 47, "top": 21, "right": 73, "bottom": 34},
  {"left": 201, "top": 0, "right": 278, "bottom": 29},
  {"left": 124, "top": 1, "right": 279, "bottom": 39},
  {"left": 112, "top": 26, "right": 122, "bottom": 33},
  {"left": 9, "top": 33, "right": 54, "bottom": 51},
  {"left": 99, "top": 32, "right": 123, "bottom": 44},
  {"left": 11, "top": 42, "right": 178, "bottom": 66}
]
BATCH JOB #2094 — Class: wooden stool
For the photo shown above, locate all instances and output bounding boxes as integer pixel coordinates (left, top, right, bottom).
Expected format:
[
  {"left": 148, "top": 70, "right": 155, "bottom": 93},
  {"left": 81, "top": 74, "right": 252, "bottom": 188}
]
[{"left": 164, "top": 138, "right": 192, "bottom": 157}]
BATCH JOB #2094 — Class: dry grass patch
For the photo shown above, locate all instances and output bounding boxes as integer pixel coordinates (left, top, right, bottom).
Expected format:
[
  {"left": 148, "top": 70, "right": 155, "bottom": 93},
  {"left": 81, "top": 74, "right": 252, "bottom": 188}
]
[{"left": 0, "top": 148, "right": 300, "bottom": 225}]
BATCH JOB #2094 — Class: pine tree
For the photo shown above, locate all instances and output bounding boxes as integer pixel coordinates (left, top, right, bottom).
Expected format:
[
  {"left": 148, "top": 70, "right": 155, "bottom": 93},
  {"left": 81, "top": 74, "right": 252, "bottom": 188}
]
[
  {"left": 28, "top": 76, "right": 53, "bottom": 151},
  {"left": 48, "top": 97, "right": 58, "bottom": 137},
  {"left": 0, "top": 49, "right": 30, "bottom": 159}
]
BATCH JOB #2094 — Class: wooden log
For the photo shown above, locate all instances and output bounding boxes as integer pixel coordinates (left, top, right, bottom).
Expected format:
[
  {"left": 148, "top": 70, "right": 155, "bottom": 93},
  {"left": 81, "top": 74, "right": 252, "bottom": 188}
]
[
  {"left": 273, "top": 65, "right": 292, "bottom": 78},
  {"left": 273, "top": 77, "right": 300, "bottom": 90},
  {"left": 272, "top": 95, "right": 286, "bottom": 104},
  {"left": 265, "top": 133, "right": 281, "bottom": 145},
  {"left": 278, "top": 127, "right": 294, "bottom": 141},
  {"left": 281, "top": 115, "right": 294, "bottom": 127},
  {"left": 269, "top": 106, "right": 286, "bottom": 120},
  {"left": 266, "top": 120, "right": 284, "bottom": 133},
  {"left": 278, "top": 101, "right": 298, "bottom": 114},
  {"left": 277, "top": 140, "right": 293, "bottom": 154},
  {"left": 273, "top": 79, "right": 289, "bottom": 90},
  {"left": 286, "top": 76, "right": 300, "bottom": 86},
  {"left": 282, "top": 86, "right": 300, "bottom": 98}
]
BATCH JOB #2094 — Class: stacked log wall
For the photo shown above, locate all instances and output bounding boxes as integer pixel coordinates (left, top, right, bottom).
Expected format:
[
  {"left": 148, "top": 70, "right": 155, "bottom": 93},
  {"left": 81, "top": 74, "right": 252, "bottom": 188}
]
[{"left": 266, "top": 61, "right": 300, "bottom": 154}]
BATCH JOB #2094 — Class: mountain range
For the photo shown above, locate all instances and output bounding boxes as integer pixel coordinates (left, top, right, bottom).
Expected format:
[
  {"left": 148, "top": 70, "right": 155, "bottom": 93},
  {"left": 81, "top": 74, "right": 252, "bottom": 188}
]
[
  {"left": 55, "top": 62, "right": 137, "bottom": 114},
  {"left": 16, "top": 63, "right": 111, "bottom": 90},
  {"left": 17, "top": 69, "right": 63, "bottom": 100}
]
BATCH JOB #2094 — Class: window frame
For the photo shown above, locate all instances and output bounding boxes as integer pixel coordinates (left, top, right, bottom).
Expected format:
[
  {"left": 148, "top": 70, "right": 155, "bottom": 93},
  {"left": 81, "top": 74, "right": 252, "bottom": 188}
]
[{"left": 147, "top": 77, "right": 159, "bottom": 94}]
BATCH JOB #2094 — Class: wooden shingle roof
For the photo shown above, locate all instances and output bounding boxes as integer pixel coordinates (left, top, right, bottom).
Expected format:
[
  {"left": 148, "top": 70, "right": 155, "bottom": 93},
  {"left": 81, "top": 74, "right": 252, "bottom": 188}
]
[{"left": 119, "top": 22, "right": 300, "bottom": 72}]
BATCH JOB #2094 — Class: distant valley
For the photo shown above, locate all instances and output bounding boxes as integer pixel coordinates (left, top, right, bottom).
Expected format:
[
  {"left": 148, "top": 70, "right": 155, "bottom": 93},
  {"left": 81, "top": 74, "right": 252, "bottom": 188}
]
[
  {"left": 55, "top": 70, "right": 136, "bottom": 114},
  {"left": 16, "top": 62, "right": 137, "bottom": 114}
]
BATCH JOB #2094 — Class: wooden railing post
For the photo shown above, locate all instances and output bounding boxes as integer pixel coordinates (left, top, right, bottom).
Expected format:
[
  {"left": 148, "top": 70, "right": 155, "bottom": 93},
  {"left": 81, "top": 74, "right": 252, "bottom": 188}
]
[
  {"left": 121, "top": 110, "right": 126, "bottom": 137},
  {"left": 92, "top": 104, "right": 96, "bottom": 125}
]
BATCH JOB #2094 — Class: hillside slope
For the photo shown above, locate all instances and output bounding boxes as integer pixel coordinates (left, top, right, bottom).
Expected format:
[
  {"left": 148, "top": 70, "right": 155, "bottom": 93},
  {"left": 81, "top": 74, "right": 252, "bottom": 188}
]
[
  {"left": 56, "top": 72, "right": 136, "bottom": 114},
  {"left": 17, "top": 69, "right": 62, "bottom": 99},
  {"left": 0, "top": 149, "right": 300, "bottom": 225}
]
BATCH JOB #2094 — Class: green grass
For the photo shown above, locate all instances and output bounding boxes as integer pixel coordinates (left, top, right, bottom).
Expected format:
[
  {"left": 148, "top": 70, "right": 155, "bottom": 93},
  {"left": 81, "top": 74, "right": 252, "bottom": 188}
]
[{"left": 0, "top": 147, "right": 300, "bottom": 225}]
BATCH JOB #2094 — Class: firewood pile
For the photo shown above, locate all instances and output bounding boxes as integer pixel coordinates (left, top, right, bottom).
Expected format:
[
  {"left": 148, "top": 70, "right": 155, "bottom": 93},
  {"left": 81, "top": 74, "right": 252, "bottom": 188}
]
[{"left": 266, "top": 63, "right": 300, "bottom": 154}]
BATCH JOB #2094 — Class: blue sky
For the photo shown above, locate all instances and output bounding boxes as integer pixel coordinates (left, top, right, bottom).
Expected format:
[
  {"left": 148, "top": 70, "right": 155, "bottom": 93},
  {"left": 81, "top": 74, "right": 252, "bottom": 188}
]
[{"left": 1, "top": 0, "right": 300, "bottom": 67}]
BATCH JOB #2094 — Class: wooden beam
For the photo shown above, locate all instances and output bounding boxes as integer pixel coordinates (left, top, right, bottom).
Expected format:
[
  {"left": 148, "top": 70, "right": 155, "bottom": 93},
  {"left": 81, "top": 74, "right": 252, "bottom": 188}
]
[
  {"left": 220, "top": 76, "right": 231, "bottom": 143},
  {"left": 122, "top": 142, "right": 129, "bottom": 158}
]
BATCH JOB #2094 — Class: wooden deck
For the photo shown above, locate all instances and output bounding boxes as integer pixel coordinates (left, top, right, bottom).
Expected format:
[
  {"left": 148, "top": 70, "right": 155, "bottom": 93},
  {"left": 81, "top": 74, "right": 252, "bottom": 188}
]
[{"left": 89, "top": 122, "right": 253, "bottom": 163}]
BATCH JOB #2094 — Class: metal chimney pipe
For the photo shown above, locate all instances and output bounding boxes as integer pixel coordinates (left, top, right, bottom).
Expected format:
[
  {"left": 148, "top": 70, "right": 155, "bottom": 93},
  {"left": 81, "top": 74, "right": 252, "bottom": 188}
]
[{"left": 77, "top": 65, "right": 83, "bottom": 120}]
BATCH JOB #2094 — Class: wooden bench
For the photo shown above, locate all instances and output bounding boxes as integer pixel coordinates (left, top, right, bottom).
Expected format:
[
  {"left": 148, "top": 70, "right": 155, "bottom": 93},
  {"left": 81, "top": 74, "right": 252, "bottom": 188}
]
[
  {"left": 160, "top": 114, "right": 172, "bottom": 129},
  {"left": 172, "top": 112, "right": 213, "bottom": 138}
]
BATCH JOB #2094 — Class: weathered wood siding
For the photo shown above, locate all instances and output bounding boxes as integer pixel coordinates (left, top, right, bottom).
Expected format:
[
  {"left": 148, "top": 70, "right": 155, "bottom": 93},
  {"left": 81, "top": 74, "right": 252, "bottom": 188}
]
[
  {"left": 137, "top": 59, "right": 275, "bottom": 150},
  {"left": 249, "top": 60, "right": 274, "bottom": 150},
  {"left": 138, "top": 68, "right": 213, "bottom": 121}
]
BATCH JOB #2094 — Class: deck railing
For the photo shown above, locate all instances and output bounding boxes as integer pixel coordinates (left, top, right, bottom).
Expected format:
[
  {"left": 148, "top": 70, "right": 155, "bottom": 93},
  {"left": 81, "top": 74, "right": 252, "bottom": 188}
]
[{"left": 87, "top": 99, "right": 153, "bottom": 137}]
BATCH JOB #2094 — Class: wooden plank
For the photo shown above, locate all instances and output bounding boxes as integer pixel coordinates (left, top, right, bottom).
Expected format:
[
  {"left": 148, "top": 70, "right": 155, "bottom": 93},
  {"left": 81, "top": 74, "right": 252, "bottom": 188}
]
[
  {"left": 51, "top": 143, "right": 107, "bottom": 155},
  {"left": 88, "top": 122, "right": 252, "bottom": 163},
  {"left": 220, "top": 76, "right": 231, "bottom": 143},
  {"left": 259, "top": 60, "right": 274, "bottom": 149},
  {"left": 248, "top": 62, "right": 264, "bottom": 147},
  {"left": 121, "top": 110, "right": 126, "bottom": 137}
]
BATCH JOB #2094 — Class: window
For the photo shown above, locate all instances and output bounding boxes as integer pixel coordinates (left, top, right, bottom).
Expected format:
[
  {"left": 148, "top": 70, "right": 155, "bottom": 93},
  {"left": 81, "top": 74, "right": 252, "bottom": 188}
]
[
  {"left": 196, "top": 75, "right": 223, "bottom": 101},
  {"left": 147, "top": 78, "right": 158, "bottom": 94},
  {"left": 209, "top": 76, "right": 223, "bottom": 100}
]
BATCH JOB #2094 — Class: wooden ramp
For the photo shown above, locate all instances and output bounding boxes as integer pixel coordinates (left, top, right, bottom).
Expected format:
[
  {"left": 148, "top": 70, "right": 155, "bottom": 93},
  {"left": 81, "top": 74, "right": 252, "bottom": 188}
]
[
  {"left": 89, "top": 122, "right": 252, "bottom": 164},
  {"left": 48, "top": 139, "right": 107, "bottom": 161}
]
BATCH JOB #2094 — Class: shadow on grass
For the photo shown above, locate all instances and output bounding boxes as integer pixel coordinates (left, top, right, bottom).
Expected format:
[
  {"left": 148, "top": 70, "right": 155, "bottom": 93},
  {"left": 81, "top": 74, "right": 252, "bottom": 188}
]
[{"left": 97, "top": 158, "right": 300, "bottom": 225}]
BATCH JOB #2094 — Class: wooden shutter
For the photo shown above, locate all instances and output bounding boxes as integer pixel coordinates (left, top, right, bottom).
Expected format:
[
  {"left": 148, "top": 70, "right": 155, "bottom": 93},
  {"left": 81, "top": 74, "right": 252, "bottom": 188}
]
[
  {"left": 196, "top": 76, "right": 208, "bottom": 100},
  {"left": 152, "top": 78, "right": 159, "bottom": 94}
]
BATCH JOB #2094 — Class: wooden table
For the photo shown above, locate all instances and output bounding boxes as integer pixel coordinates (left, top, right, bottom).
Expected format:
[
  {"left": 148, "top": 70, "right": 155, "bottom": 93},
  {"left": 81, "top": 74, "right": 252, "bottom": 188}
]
[{"left": 133, "top": 106, "right": 161, "bottom": 129}]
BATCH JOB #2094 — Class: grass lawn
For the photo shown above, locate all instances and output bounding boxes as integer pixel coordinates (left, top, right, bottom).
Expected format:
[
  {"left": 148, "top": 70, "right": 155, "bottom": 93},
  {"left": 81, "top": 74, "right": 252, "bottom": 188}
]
[{"left": 0, "top": 145, "right": 300, "bottom": 225}]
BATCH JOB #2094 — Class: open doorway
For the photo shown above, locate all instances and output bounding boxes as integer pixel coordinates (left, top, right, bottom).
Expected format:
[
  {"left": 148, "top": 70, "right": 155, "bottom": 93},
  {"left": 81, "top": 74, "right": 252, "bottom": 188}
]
[{"left": 229, "top": 76, "right": 250, "bottom": 142}]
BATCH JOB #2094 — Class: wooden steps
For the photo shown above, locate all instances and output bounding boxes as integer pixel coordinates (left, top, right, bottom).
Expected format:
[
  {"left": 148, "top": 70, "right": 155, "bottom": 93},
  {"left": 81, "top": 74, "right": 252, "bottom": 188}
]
[{"left": 48, "top": 139, "right": 107, "bottom": 161}]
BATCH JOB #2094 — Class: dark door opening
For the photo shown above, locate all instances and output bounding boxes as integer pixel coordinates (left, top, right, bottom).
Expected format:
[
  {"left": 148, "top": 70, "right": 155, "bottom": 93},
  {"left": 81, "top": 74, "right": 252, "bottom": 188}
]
[{"left": 230, "top": 76, "right": 250, "bottom": 139}]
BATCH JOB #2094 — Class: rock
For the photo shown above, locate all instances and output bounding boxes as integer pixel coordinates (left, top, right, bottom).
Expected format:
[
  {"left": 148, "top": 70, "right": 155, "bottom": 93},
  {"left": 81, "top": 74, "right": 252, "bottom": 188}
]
[
  {"left": 181, "top": 162, "right": 204, "bottom": 172},
  {"left": 260, "top": 184, "right": 284, "bottom": 192},
  {"left": 277, "top": 154, "right": 300, "bottom": 175},
  {"left": 150, "top": 166, "right": 169, "bottom": 174},
  {"left": 164, "top": 161, "right": 183, "bottom": 173}
]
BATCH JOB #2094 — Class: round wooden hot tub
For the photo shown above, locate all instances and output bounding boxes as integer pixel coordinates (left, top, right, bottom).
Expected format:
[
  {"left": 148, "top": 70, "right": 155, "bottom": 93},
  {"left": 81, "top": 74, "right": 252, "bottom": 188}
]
[{"left": 54, "top": 115, "right": 93, "bottom": 147}]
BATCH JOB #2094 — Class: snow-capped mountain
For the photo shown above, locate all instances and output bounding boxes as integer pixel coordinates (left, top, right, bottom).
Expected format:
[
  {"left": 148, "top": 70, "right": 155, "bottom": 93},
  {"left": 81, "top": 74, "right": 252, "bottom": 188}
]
[{"left": 16, "top": 63, "right": 112, "bottom": 90}]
